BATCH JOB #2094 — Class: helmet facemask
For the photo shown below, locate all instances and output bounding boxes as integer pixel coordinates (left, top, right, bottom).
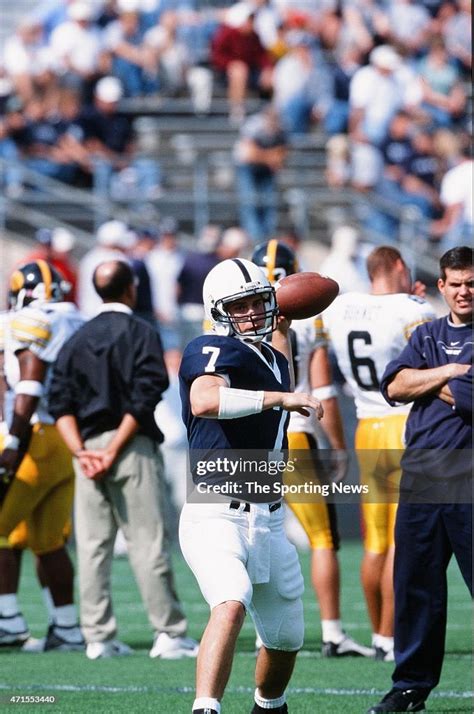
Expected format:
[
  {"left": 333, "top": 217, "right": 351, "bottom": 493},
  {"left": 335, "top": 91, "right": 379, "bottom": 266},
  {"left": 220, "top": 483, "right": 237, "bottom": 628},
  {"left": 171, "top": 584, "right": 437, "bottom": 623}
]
[
  {"left": 211, "top": 285, "right": 278, "bottom": 343},
  {"left": 204, "top": 259, "right": 279, "bottom": 343}
]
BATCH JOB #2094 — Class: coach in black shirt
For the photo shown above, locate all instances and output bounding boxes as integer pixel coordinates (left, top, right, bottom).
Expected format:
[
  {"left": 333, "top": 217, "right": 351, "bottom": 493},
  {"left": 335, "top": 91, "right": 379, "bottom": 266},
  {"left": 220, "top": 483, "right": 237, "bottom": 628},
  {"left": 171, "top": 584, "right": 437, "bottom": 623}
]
[
  {"left": 50, "top": 260, "right": 198, "bottom": 661},
  {"left": 52, "top": 266, "right": 164, "bottom": 443}
]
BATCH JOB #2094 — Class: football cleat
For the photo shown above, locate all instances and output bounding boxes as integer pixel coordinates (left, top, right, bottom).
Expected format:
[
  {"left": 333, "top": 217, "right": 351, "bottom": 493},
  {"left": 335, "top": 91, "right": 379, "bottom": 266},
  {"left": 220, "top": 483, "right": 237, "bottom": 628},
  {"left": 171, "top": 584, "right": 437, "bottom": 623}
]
[
  {"left": 251, "top": 704, "right": 288, "bottom": 714},
  {"left": 22, "top": 637, "right": 47, "bottom": 653},
  {"left": 322, "top": 634, "right": 374, "bottom": 658},
  {"left": 23, "top": 623, "right": 85, "bottom": 652},
  {"left": 0, "top": 613, "right": 29, "bottom": 646},
  {"left": 374, "top": 644, "right": 395, "bottom": 662},
  {"left": 149, "top": 632, "right": 199, "bottom": 659},
  {"left": 366, "top": 687, "right": 428, "bottom": 712},
  {"left": 86, "top": 639, "right": 133, "bottom": 659}
]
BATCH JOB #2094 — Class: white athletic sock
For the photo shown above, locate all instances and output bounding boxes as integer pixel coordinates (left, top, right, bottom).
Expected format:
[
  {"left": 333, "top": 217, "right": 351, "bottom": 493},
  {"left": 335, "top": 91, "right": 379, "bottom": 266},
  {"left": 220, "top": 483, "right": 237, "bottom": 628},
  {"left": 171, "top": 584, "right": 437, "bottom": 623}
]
[
  {"left": 254, "top": 689, "right": 286, "bottom": 709},
  {"left": 41, "top": 588, "right": 55, "bottom": 624},
  {"left": 0, "top": 594, "right": 20, "bottom": 616},
  {"left": 373, "top": 633, "right": 394, "bottom": 651},
  {"left": 192, "top": 697, "right": 221, "bottom": 713},
  {"left": 53, "top": 604, "right": 78, "bottom": 627},
  {"left": 321, "top": 619, "right": 344, "bottom": 644}
]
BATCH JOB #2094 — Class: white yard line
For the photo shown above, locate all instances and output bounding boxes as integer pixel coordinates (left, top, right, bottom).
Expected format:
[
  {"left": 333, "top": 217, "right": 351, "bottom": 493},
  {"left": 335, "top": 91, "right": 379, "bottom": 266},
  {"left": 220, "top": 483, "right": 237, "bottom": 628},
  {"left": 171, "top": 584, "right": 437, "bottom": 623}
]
[{"left": 0, "top": 683, "right": 471, "bottom": 700}]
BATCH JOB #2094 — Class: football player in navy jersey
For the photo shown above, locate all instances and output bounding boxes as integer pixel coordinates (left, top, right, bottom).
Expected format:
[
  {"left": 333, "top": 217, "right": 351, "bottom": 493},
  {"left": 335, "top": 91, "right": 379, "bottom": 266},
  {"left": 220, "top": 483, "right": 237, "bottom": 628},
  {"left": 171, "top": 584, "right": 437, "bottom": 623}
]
[{"left": 179, "top": 258, "right": 323, "bottom": 714}]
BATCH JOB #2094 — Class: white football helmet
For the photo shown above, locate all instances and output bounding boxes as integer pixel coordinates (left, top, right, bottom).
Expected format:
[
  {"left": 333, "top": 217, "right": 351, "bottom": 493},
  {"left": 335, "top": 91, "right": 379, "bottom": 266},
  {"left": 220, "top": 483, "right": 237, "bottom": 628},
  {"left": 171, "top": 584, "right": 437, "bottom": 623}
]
[{"left": 203, "top": 258, "right": 278, "bottom": 343}]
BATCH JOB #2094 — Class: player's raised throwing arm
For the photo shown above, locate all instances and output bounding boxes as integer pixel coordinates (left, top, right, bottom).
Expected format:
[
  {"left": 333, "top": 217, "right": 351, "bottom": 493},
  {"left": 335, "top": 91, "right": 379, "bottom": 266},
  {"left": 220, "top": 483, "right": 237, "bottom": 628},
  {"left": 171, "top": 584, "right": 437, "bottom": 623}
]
[{"left": 190, "top": 374, "right": 323, "bottom": 419}]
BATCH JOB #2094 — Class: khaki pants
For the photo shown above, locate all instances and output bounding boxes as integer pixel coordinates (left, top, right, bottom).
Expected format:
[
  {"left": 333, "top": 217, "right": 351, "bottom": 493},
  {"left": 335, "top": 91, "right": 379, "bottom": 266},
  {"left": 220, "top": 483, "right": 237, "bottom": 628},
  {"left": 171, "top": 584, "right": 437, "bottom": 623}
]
[{"left": 74, "top": 431, "right": 187, "bottom": 644}]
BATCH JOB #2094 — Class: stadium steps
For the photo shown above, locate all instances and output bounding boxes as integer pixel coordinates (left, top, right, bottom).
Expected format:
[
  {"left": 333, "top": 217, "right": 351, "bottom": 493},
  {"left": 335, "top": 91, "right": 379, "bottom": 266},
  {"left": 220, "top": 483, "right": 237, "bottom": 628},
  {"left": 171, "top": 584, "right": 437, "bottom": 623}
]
[{"left": 2, "top": 94, "right": 440, "bottom": 275}]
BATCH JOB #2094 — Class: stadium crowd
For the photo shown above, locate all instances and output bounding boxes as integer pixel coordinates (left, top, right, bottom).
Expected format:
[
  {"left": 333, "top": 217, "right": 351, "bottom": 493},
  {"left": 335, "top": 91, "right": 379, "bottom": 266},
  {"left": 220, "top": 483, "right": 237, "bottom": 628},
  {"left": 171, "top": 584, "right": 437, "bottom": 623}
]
[{"left": 0, "top": 0, "right": 472, "bottom": 250}]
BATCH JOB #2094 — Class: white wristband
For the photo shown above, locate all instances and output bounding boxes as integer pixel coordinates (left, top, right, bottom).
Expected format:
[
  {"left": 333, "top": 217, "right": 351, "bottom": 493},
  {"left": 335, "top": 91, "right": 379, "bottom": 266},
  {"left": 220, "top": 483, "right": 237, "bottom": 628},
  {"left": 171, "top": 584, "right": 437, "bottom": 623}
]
[
  {"left": 218, "top": 387, "right": 264, "bottom": 419},
  {"left": 3, "top": 434, "right": 20, "bottom": 451},
  {"left": 15, "top": 380, "right": 44, "bottom": 397},
  {"left": 312, "top": 385, "right": 337, "bottom": 401}
]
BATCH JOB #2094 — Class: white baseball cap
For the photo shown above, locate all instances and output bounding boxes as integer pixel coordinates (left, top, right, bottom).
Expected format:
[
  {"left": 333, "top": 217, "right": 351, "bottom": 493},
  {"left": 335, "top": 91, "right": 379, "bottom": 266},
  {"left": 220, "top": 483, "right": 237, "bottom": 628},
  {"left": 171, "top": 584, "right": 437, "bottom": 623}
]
[
  {"left": 96, "top": 220, "right": 133, "bottom": 248},
  {"left": 225, "top": 2, "right": 255, "bottom": 27},
  {"left": 51, "top": 227, "right": 76, "bottom": 253},
  {"left": 95, "top": 76, "right": 123, "bottom": 103},
  {"left": 69, "top": 1, "right": 94, "bottom": 21},
  {"left": 221, "top": 227, "right": 248, "bottom": 251},
  {"left": 117, "top": 0, "right": 141, "bottom": 13},
  {"left": 370, "top": 45, "right": 401, "bottom": 71}
]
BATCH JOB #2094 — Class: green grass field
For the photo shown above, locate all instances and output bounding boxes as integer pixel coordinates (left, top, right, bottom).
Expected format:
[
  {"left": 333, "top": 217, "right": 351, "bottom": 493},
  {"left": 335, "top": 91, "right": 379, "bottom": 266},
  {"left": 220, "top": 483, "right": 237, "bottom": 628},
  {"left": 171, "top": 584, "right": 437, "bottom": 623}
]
[{"left": 1, "top": 541, "right": 471, "bottom": 713}]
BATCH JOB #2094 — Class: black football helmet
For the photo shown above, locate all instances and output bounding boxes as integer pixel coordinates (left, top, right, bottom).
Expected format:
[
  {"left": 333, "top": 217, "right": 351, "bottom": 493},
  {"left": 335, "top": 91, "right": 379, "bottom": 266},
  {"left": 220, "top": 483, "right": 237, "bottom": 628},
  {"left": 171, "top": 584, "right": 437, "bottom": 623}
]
[
  {"left": 251, "top": 239, "right": 299, "bottom": 284},
  {"left": 8, "top": 260, "right": 68, "bottom": 310}
]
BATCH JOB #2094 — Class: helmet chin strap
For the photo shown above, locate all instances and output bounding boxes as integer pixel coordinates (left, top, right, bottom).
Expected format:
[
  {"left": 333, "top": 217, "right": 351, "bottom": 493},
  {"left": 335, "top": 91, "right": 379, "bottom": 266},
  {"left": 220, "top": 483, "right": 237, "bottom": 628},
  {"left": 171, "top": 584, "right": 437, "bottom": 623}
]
[
  {"left": 214, "top": 314, "right": 275, "bottom": 343},
  {"left": 212, "top": 317, "right": 268, "bottom": 343},
  {"left": 236, "top": 330, "right": 264, "bottom": 344}
]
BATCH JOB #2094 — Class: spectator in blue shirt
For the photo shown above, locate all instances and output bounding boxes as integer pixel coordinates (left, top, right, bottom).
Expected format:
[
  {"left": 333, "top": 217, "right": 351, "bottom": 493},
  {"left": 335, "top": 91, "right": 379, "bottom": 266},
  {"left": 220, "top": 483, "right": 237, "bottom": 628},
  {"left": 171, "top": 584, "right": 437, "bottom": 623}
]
[
  {"left": 234, "top": 105, "right": 288, "bottom": 243},
  {"left": 82, "top": 76, "right": 161, "bottom": 200}
]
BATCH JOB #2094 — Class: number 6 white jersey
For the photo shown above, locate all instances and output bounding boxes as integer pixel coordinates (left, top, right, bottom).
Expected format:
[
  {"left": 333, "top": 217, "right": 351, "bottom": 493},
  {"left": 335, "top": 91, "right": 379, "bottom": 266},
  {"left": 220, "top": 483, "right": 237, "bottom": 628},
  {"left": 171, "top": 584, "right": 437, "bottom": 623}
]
[{"left": 323, "top": 293, "right": 436, "bottom": 419}]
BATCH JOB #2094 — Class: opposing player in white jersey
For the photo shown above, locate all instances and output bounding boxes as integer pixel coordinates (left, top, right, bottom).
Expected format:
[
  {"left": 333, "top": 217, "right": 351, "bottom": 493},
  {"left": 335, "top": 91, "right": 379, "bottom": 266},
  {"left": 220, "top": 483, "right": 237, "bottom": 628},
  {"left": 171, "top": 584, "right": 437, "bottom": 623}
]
[
  {"left": 252, "top": 240, "right": 373, "bottom": 657},
  {"left": 0, "top": 260, "right": 85, "bottom": 651},
  {"left": 323, "top": 246, "right": 436, "bottom": 661}
]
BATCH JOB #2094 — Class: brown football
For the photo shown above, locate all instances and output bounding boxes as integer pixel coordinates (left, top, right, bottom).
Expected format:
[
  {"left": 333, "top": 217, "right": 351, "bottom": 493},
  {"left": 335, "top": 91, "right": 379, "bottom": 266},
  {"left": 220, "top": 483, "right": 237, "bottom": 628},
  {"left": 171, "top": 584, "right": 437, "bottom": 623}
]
[{"left": 275, "top": 272, "right": 339, "bottom": 319}]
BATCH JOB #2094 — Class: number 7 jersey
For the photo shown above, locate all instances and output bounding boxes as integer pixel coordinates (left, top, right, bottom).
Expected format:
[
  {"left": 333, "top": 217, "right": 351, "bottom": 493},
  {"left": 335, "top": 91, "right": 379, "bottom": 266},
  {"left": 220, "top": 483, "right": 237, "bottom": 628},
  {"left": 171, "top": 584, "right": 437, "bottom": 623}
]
[
  {"left": 323, "top": 292, "right": 436, "bottom": 419},
  {"left": 179, "top": 334, "right": 291, "bottom": 450}
]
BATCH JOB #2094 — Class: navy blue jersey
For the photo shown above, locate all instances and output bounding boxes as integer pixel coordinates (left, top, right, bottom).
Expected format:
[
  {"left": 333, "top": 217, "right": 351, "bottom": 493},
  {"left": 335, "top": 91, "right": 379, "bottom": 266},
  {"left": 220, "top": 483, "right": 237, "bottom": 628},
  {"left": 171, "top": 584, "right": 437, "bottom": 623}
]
[
  {"left": 381, "top": 316, "right": 473, "bottom": 451},
  {"left": 179, "top": 334, "right": 291, "bottom": 452}
]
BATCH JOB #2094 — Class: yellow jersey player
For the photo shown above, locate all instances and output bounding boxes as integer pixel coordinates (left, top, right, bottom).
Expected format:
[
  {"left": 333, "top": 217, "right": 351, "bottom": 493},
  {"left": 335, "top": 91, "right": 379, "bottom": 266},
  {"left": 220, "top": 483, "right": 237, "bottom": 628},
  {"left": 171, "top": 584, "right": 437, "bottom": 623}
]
[
  {"left": 0, "top": 260, "right": 85, "bottom": 651},
  {"left": 252, "top": 239, "right": 373, "bottom": 657},
  {"left": 323, "top": 246, "right": 436, "bottom": 661}
]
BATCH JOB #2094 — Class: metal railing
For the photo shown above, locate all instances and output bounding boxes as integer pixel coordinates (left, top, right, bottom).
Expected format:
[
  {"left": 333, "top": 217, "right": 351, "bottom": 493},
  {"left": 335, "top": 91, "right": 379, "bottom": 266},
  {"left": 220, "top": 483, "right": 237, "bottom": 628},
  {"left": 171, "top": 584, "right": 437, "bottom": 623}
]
[{"left": 0, "top": 155, "right": 438, "bottom": 277}]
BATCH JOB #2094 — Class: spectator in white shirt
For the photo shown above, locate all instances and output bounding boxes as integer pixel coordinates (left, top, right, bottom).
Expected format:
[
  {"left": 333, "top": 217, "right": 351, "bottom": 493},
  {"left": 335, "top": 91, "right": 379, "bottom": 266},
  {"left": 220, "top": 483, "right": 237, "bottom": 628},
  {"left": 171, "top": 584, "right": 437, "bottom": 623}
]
[
  {"left": 431, "top": 133, "right": 473, "bottom": 252},
  {"left": 143, "top": 9, "right": 213, "bottom": 113},
  {"left": 78, "top": 220, "right": 133, "bottom": 317},
  {"left": 49, "top": 1, "right": 103, "bottom": 82},
  {"left": 272, "top": 31, "right": 332, "bottom": 135},
  {"left": 145, "top": 217, "right": 185, "bottom": 351},
  {"left": 349, "top": 45, "right": 405, "bottom": 146},
  {"left": 348, "top": 44, "right": 421, "bottom": 189},
  {"left": 375, "top": 0, "right": 431, "bottom": 54},
  {"left": 3, "top": 18, "right": 53, "bottom": 100}
]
